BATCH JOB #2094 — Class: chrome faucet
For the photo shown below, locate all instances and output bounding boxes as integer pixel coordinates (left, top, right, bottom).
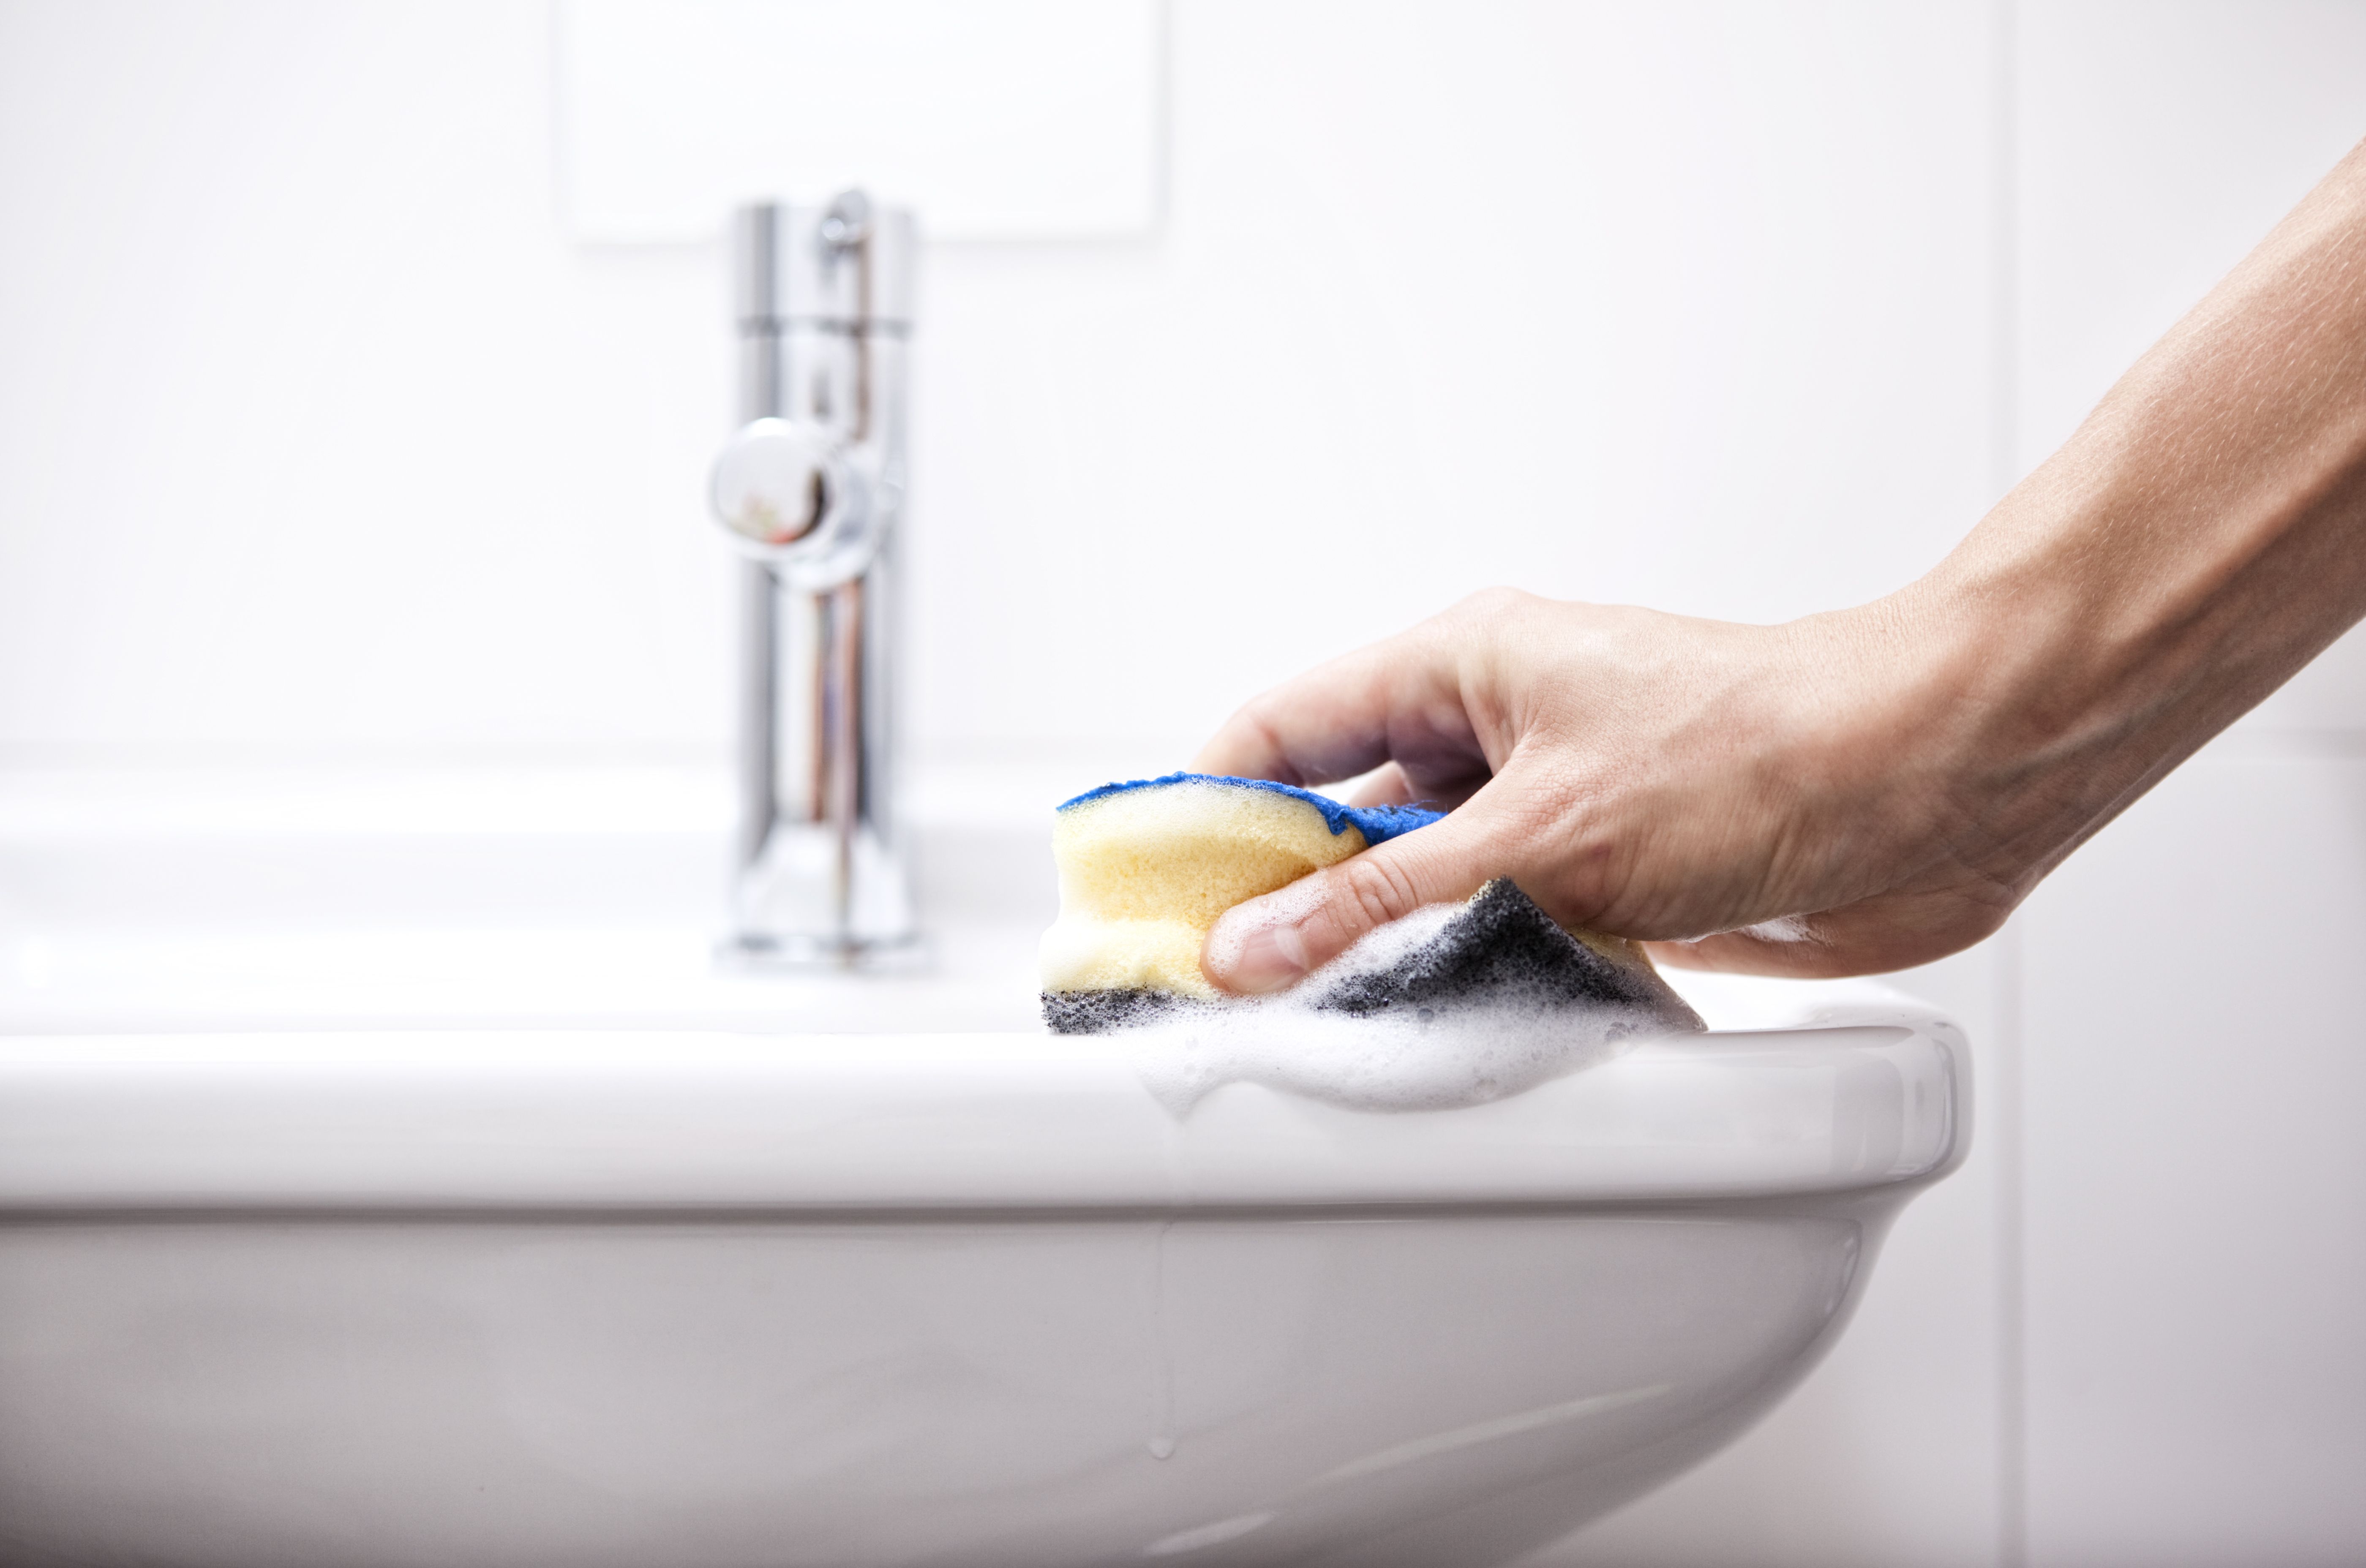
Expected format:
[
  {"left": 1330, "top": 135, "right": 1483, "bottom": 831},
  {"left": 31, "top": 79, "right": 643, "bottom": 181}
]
[{"left": 708, "top": 192, "right": 919, "bottom": 966}]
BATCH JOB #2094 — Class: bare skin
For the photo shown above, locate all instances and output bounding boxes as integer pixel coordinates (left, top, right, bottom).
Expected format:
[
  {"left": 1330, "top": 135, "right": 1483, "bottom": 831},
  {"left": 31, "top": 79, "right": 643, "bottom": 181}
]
[{"left": 1196, "top": 137, "right": 2366, "bottom": 994}]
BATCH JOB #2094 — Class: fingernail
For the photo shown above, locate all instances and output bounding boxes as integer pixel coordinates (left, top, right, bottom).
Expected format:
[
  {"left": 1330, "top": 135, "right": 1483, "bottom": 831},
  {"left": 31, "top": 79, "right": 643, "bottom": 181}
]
[{"left": 1205, "top": 909, "right": 1311, "bottom": 995}]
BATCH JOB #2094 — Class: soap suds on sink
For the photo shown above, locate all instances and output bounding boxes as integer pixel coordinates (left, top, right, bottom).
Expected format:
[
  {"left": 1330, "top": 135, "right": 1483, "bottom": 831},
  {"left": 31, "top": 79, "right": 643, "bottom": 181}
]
[{"left": 1082, "top": 885, "right": 1705, "bottom": 1116}]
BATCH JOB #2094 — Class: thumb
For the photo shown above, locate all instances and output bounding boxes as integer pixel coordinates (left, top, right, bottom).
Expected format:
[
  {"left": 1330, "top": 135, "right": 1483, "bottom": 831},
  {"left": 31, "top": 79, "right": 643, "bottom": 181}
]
[{"left": 1200, "top": 804, "right": 1502, "bottom": 995}]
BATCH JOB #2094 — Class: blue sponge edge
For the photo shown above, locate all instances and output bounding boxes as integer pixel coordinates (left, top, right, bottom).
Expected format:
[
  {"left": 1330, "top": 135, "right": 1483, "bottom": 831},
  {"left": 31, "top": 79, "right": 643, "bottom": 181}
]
[{"left": 1057, "top": 771, "right": 1444, "bottom": 845}]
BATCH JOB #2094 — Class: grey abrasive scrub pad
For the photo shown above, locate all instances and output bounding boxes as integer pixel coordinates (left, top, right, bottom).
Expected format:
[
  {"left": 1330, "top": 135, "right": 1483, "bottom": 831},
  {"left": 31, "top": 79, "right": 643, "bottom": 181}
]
[{"left": 1043, "top": 876, "right": 1702, "bottom": 1039}]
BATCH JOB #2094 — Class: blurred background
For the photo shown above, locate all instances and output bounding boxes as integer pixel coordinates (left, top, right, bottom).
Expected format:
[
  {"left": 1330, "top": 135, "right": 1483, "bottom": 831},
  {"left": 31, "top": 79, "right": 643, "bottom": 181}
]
[{"left": 3, "top": 3, "right": 2364, "bottom": 1565}]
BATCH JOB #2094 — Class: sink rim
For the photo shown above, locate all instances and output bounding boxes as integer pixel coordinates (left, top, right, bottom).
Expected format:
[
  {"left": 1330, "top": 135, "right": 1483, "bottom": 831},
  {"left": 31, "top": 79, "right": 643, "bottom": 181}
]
[{"left": 0, "top": 982, "right": 1965, "bottom": 1215}]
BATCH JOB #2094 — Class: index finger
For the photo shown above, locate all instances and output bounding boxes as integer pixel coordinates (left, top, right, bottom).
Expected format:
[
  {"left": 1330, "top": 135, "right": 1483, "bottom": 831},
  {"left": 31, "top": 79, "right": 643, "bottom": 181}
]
[{"left": 1190, "top": 625, "right": 1484, "bottom": 793}]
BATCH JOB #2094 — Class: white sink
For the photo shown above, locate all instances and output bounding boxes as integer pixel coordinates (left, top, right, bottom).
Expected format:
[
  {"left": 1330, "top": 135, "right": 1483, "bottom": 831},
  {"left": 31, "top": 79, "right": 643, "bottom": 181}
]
[{"left": 0, "top": 767, "right": 1969, "bottom": 1568}]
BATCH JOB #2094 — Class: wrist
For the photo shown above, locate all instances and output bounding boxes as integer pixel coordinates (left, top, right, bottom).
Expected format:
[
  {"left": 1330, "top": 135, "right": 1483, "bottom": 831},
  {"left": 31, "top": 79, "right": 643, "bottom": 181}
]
[{"left": 1878, "top": 481, "right": 2247, "bottom": 892}]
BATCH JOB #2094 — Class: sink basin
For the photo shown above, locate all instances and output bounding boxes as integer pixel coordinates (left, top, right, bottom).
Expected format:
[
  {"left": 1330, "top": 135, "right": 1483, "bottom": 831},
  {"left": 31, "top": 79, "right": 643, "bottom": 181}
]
[
  {"left": 0, "top": 767, "right": 1969, "bottom": 1567},
  {"left": 0, "top": 764, "right": 1051, "bottom": 1036}
]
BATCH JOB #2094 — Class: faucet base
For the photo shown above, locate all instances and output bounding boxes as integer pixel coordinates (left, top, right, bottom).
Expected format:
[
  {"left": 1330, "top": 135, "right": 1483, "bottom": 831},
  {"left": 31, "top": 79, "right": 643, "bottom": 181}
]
[{"left": 723, "top": 817, "right": 919, "bottom": 973}]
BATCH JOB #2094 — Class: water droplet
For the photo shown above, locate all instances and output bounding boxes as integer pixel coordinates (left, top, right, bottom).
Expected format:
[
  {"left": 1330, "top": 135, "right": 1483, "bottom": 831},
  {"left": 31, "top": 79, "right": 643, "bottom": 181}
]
[{"left": 1148, "top": 1436, "right": 1176, "bottom": 1460}]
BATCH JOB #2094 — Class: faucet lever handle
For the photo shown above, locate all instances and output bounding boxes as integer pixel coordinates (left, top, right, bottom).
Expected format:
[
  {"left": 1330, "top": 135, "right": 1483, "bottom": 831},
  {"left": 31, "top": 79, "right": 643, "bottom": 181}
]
[
  {"left": 712, "top": 417, "right": 839, "bottom": 547},
  {"left": 710, "top": 417, "right": 879, "bottom": 590}
]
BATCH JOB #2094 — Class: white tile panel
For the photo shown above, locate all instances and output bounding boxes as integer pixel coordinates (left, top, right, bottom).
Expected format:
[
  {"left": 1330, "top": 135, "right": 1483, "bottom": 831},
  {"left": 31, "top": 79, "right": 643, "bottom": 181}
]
[
  {"left": 2019, "top": 749, "right": 2366, "bottom": 1566},
  {"left": 556, "top": 0, "right": 1162, "bottom": 243}
]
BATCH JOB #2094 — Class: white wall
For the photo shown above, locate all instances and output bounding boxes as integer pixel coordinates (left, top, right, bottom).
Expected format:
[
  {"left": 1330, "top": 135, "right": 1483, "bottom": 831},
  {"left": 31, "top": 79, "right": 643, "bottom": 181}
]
[
  {"left": 1, "top": 4, "right": 2362, "bottom": 1566},
  {"left": 0, "top": 0, "right": 1997, "bottom": 767},
  {"left": 0, "top": 2, "right": 733, "bottom": 755}
]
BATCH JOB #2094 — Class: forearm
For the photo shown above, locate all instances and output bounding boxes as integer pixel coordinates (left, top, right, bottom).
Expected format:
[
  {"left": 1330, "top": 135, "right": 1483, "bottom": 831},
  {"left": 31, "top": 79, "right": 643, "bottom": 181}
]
[{"left": 1897, "top": 136, "right": 2366, "bottom": 889}]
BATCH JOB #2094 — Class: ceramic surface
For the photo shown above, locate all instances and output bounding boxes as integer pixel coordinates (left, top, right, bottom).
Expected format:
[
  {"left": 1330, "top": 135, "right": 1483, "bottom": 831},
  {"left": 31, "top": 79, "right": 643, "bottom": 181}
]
[
  {"left": 0, "top": 994, "right": 1965, "bottom": 1568},
  {"left": 0, "top": 776, "right": 1968, "bottom": 1566}
]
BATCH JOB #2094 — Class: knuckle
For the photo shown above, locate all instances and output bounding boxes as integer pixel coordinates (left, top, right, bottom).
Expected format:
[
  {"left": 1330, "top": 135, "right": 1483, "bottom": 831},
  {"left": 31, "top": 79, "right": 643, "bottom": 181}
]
[
  {"left": 1334, "top": 854, "right": 1423, "bottom": 934},
  {"left": 1227, "top": 690, "right": 1278, "bottom": 732},
  {"left": 1207, "top": 698, "right": 1291, "bottom": 779},
  {"left": 1449, "top": 585, "right": 1530, "bottom": 624},
  {"left": 1232, "top": 700, "right": 1281, "bottom": 751}
]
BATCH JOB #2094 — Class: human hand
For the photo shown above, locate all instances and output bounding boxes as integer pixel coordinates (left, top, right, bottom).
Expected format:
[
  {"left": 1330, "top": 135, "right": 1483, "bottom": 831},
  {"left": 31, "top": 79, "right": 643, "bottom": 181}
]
[{"left": 1191, "top": 586, "right": 2030, "bottom": 991}]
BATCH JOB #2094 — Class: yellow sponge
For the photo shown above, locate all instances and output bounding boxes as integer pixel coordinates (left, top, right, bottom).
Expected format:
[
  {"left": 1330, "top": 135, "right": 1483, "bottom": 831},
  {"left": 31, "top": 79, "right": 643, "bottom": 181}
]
[{"left": 1039, "top": 774, "right": 1440, "bottom": 999}]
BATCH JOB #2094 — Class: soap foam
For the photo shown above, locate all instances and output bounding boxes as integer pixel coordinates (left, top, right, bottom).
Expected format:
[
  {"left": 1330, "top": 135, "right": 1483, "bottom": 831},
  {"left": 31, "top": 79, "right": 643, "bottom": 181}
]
[
  {"left": 1736, "top": 913, "right": 1820, "bottom": 945},
  {"left": 1101, "top": 892, "right": 1704, "bottom": 1116}
]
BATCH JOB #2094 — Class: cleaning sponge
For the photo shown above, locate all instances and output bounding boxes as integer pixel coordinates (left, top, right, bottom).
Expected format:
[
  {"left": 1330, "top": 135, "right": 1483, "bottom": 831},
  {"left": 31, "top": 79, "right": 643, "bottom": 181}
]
[
  {"left": 1037, "top": 772, "right": 1441, "bottom": 1002},
  {"left": 1037, "top": 773, "right": 1706, "bottom": 1108},
  {"left": 1038, "top": 772, "right": 1701, "bottom": 1043}
]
